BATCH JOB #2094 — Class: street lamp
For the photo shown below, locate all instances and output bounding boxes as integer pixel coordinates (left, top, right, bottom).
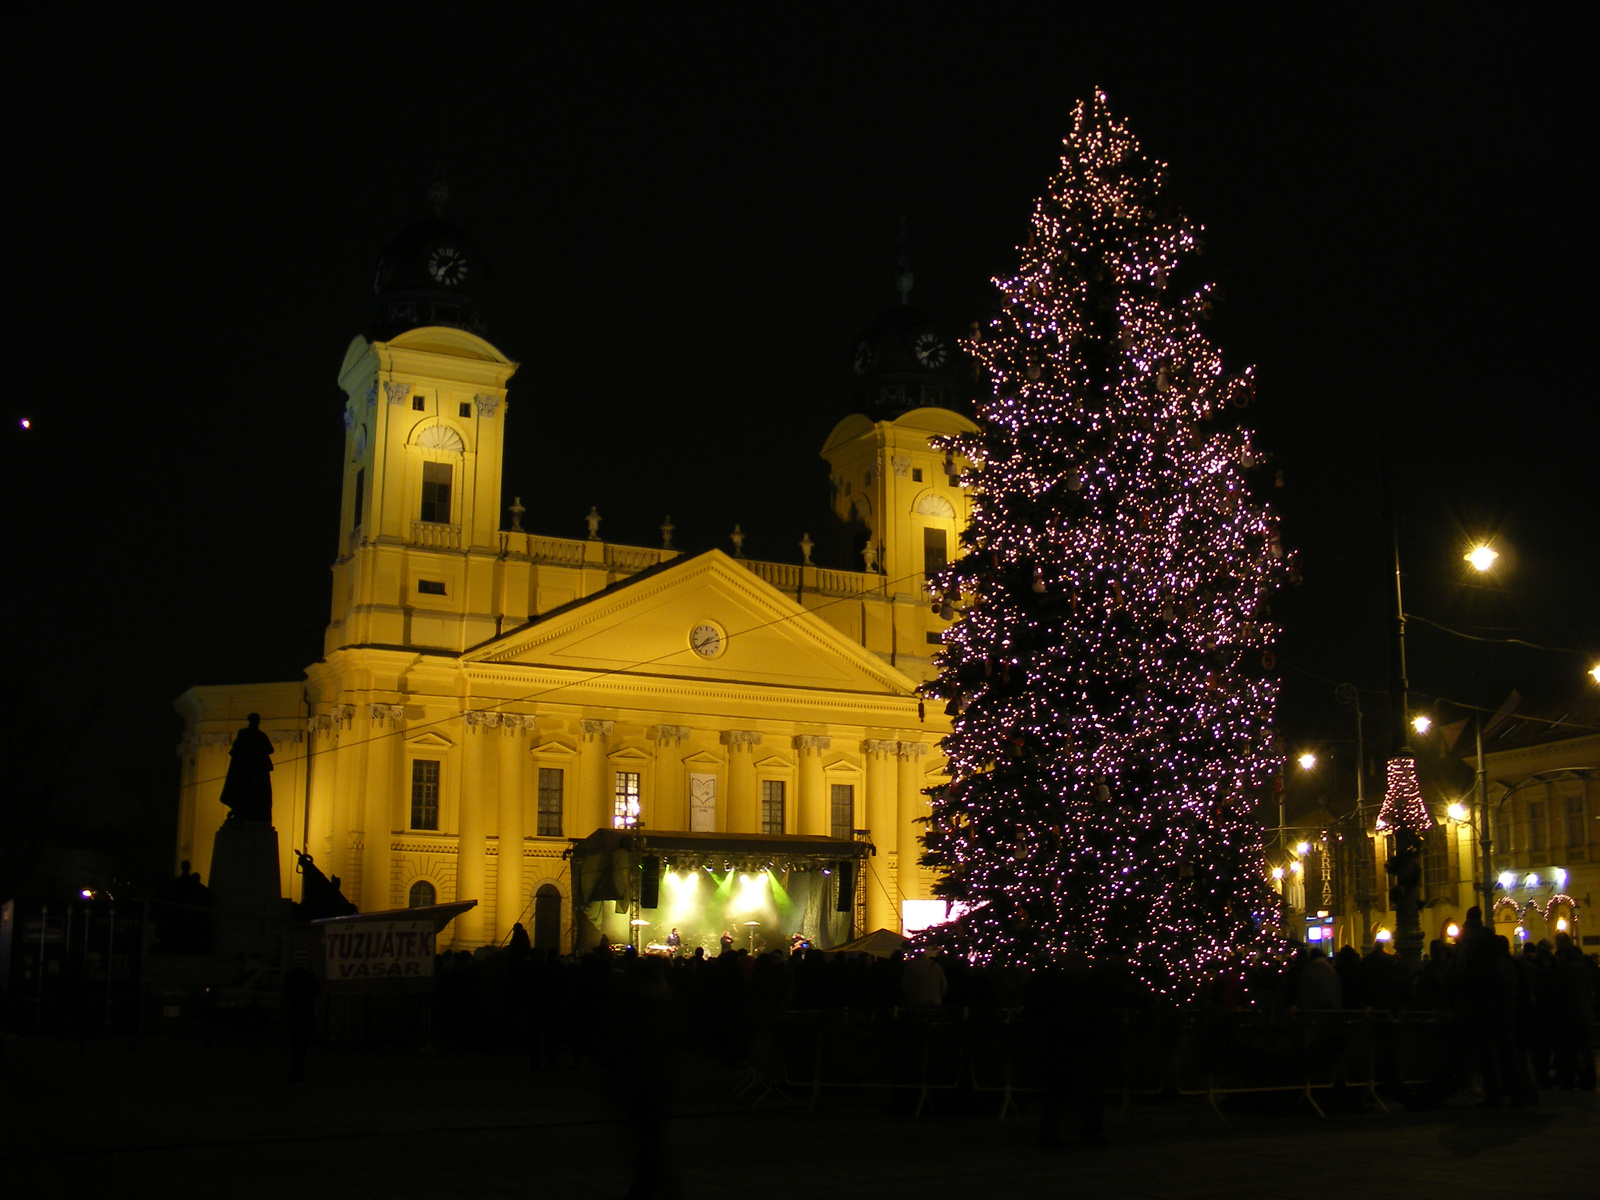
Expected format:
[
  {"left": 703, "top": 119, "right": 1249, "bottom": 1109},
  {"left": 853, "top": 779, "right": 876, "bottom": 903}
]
[{"left": 1464, "top": 545, "right": 1498, "bottom": 572}]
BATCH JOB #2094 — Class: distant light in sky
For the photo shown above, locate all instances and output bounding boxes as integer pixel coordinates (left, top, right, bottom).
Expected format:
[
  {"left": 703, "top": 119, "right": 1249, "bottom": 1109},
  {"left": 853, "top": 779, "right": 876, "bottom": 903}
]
[
  {"left": 1464, "top": 544, "right": 1498, "bottom": 572},
  {"left": 18, "top": 417, "right": 29, "bottom": 430}
]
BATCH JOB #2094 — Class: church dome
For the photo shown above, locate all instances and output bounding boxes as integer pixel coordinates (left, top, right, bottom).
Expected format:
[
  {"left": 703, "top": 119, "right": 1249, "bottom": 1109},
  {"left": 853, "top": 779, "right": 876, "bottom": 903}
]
[{"left": 370, "top": 192, "right": 492, "bottom": 342}]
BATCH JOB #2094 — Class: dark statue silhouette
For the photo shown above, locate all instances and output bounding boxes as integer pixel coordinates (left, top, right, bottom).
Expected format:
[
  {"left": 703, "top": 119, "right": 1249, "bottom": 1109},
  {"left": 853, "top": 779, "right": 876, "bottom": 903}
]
[
  {"left": 293, "top": 849, "right": 357, "bottom": 920},
  {"left": 219, "top": 713, "right": 275, "bottom": 823}
]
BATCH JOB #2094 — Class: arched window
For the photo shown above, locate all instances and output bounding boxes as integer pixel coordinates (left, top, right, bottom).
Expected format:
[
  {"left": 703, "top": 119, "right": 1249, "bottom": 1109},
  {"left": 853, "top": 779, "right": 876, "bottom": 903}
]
[{"left": 408, "top": 880, "right": 436, "bottom": 908}]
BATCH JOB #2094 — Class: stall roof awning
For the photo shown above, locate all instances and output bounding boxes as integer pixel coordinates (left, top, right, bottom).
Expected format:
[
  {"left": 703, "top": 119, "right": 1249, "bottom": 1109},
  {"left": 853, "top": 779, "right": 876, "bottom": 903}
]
[
  {"left": 310, "top": 900, "right": 476, "bottom": 935},
  {"left": 569, "top": 828, "right": 873, "bottom": 861}
]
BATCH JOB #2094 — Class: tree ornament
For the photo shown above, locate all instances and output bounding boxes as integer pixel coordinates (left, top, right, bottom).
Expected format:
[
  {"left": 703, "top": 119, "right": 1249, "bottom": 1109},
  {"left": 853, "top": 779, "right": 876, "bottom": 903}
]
[{"left": 1031, "top": 567, "right": 1046, "bottom": 594}]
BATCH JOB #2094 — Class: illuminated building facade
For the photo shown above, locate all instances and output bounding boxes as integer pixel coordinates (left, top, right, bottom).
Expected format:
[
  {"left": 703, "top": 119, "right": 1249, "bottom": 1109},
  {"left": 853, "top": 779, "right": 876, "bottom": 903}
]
[
  {"left": 174, "top": 209, "right": 976, "bottom": 951},
  {"left": 1307, "top": 708, "right": 1597, "bottom": 953}
]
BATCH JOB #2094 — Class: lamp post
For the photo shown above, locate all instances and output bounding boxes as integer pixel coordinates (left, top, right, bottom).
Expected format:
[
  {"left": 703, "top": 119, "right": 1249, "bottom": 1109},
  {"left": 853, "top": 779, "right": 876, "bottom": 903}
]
[{"left": 1379, "top": 451, "right": 1426, "bottom": 968}]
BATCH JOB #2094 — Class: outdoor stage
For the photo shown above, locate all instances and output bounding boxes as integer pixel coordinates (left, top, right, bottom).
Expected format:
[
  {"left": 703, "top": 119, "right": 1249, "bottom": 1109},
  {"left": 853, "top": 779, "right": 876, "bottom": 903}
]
[{"left": 567, "top": 829, "right": 874, "bottom": 955}]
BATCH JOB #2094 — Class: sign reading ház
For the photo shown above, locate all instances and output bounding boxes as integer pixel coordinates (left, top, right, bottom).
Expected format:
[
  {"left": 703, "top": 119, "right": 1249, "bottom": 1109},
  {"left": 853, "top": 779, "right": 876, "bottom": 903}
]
[{"left": 323, "top": 920, "right": 436, "bottom": 979}]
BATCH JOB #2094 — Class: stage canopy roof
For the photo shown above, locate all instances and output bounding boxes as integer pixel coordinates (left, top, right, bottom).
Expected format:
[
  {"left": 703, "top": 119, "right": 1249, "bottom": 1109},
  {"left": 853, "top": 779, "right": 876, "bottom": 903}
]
[{"left": 569, "top": 828, "right": 873, "bottom": 863}]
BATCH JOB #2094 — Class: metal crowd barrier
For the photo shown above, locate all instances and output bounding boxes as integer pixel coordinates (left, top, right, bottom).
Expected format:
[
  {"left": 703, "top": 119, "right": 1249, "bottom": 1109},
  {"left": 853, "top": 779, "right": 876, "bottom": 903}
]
[{"left": 766, "top": 1006, "right": 1463, "bottom": 1120}]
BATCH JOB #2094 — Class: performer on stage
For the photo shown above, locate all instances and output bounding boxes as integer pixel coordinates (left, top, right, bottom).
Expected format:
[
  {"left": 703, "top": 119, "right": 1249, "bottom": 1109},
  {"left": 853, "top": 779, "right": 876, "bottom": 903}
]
[
  {"left": 719, "top": 929, "right": 734, "bottom": 955},
  {"left": 666, "top": 927, "right": 682, "bottom": 952}
]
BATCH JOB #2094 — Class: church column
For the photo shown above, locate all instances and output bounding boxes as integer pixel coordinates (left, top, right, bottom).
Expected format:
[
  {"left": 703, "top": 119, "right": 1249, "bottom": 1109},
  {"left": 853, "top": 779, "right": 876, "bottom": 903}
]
[
  {"left": 721, "top": 731, "right": 762, "bottom": 832},
  {"left": 654, "top": 727, "right": 690, "bottom": 829},
  {"left": 578, "top": 720, "right": 614, "bottom": 835},
  {"left": 496, "top": 716, "right": 529, "bottom": 942},
  {"left": 360, "top": 704, "right": 406, "bottom": 912},
  {"left": 895, "top": 741, "right": 929, "bottom": 904},
  {"left": 454, "top": 711, "right": 489, "bottom": 946},
  {"left": 327, "top": 704, "right": 362, "bottom": 888},
  {"left": 794, "top": 736, "right": 831, "bottom": 836},
  {"left": 861, "top": 738, "right": 899, "bottom": 932}
]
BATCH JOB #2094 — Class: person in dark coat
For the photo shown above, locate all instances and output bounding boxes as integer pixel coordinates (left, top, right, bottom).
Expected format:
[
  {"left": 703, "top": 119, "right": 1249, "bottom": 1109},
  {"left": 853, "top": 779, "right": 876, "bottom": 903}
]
[{"left": 1029, "top": 953, "right": 1110, "bottom": 1149}]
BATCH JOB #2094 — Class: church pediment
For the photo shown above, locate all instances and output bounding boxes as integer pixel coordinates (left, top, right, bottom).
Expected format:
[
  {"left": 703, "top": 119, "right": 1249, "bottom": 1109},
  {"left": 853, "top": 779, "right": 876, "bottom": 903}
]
[
  {"left": 465, "top": 550, "right": 917, "bottom": 697},
  {"left": 407, "top": 731, "right": 455, "bottom": 749}
]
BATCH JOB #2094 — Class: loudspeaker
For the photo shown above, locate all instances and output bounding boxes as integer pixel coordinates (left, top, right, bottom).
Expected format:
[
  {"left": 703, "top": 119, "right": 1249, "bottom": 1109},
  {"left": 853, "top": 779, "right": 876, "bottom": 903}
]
[
  {"left": 835, "top": 862, "right": 853, "bottom": 911},
  {"left": 640, "top": 856, "right": 660, "bottom": 909}
]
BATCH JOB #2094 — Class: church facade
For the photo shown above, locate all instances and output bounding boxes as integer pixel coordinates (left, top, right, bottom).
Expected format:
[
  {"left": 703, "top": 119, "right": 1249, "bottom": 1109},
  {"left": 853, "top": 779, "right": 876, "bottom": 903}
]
[{"left": 174, "top": 210, "right": 977, "bottom": 952}]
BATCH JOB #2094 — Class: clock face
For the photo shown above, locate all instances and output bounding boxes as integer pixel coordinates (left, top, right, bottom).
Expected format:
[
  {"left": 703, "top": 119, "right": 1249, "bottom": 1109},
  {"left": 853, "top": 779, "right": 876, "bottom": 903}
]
[
  {"left": 689, "top": 622, "right": 724, "bottom": 658},
  {"left": 853, "top": 339, "right": 874, "bottom": 376},
  {"left": 912, "top": 330, "right": 948, "bottom": 369},
  {"left": 427, "top": 246, "right": 468, "bottom": 286}
]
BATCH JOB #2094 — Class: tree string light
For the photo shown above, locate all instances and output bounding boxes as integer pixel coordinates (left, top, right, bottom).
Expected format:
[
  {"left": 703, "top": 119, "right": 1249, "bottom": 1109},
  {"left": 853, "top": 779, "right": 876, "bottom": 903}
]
[{"left": 919, "top": 91, "right": 1291, "bottom": 1001}]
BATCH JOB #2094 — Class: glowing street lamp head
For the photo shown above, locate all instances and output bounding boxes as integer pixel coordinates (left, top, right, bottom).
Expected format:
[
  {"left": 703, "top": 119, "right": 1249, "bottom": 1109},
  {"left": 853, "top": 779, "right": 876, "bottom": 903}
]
[
  {"left": 1297, "top": 752, "right": 1317, "bottom": 771},
  {"left": 1464, "top": 545, "right": 1498, "bottom": 572},
  {"left": 1295, "top": 841, "right": 1311, "bottom": 855},
  {"left": 1446, "top": 923, "right": 1460, "bottom": 940},
  {"left": 1270, "top": 866, "right": 1284, "bottom": 881},
  {"left": 1446, "top": 802, "right": 1469, "bottom": 822},
  {"left": 1553, "top": 867, "right": 1568, "bottom": 887},
  {"left": 1590, "top": 663, "right": 1600, "bottom": 686},
  {"left": 1411, "top": 715, "right": 1432, "bottom": 736},
  {"left": 1498, "top": 870, "right": 1514, "bottom": 888}
]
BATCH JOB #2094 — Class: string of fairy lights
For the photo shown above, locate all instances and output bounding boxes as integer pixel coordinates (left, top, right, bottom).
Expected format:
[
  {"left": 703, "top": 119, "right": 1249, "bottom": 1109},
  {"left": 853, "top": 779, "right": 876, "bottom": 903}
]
[{"left": 920, "top": 92, "right": 1292, "bottom": 998}]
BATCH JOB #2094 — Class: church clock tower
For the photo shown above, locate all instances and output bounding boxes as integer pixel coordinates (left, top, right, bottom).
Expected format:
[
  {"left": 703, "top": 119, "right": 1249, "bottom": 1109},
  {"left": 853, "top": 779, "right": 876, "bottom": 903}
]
[{"left": 326, "top": 190, "right": 519, "bottom": 655}]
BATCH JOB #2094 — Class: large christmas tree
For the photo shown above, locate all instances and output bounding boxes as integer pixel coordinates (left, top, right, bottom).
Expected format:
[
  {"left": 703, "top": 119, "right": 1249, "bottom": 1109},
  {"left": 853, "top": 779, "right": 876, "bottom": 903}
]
[{"left": 923, "top": 93, "right": 1289, "bottom": 999}]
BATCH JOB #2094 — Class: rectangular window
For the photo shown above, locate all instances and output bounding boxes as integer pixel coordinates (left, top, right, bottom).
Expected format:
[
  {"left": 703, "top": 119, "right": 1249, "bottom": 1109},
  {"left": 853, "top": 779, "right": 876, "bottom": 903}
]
[
  {"left": 830, "top": 783, "right": 854, "bottom": 841},
  {"left": 912, "top": 468, "right": 923, "bottom": 482},
  {"left": 1423, "top": 827, "right": 1448, "bottom": 901},
  {"left": 1527, "top": 800, "right": 1547, "bottom": 854},
  {"left": 926, "top": 631, "right": 942, "bottom": 644},
  {"left": 613, "top": 771, "right": 641, "bottom": 829},
  {"left": 459, "top": 402, "right": 472, "bottom": 418},
  {"left": 761, "top": 780, "right": 786, "bottom": 835},
  {"left": 1495, "top": 806, "right": 1513, "bottom": 858},
  {"left": 923, "top": 527, "right": 948, "bottom": 578},
  {"left": 352, "top": 468, "right": 365, "bottom": 534},
  {"left": 420, "top": 461, "right": 453, "bottom": 524},
  {"left": 1567, "top": 796, "right": 1586, "bottom": 848},
  {"left": 412, "top": 395, "right": 425, "bottom": 411},
  {"left": 410, "top": 760, "right": 439, "bottom": 830},
  {"left": 417, "top": 580, "right": 446, "bottom": 595},
  {"left": 537, "top": 767, "right": 564, "bottom": 837}
]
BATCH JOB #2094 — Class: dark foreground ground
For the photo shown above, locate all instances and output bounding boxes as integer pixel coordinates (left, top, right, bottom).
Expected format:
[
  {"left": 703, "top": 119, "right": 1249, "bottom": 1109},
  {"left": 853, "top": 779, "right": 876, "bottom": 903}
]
[{"left": 2, "top": 1031, "right": 1595, "bottom": 1199}]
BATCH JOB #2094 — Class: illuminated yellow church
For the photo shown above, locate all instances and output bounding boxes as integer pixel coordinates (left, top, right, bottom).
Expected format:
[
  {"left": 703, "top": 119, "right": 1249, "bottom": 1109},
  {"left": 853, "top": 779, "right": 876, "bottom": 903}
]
[{"left": 175, "top": 206, "right": 976, "bottom": 952}]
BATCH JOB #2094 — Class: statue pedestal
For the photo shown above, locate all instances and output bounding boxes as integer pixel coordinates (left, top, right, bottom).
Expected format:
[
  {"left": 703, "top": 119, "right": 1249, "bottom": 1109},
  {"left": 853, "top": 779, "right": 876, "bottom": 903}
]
[{"left": 210, "top": 820, "right": 287, "bottom": 960}]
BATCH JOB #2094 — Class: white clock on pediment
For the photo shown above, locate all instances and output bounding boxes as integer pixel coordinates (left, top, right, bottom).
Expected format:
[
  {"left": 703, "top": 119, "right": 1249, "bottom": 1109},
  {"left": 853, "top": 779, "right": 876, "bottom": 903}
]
[{"left": 690, "top": 622, "right": 724, "bottom": 658}]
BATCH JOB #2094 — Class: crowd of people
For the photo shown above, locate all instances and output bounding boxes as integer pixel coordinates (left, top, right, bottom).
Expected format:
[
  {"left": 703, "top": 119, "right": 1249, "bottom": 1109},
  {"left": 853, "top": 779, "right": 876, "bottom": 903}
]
[{"left": 424, "top": 914, "right": 1597, "bottom": 1107}]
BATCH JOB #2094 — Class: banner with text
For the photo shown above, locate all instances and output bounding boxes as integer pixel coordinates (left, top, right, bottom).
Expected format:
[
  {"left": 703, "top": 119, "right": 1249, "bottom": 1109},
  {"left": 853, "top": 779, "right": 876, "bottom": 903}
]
[{"left": 323, "top": 920, "right": 435, "bottom": 981}]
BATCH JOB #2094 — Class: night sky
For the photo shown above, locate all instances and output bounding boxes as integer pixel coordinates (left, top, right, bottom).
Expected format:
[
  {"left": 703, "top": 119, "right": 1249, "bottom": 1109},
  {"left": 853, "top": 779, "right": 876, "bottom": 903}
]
[{"left": 8, "top": 9, "right": 1596, "bottom": 882}]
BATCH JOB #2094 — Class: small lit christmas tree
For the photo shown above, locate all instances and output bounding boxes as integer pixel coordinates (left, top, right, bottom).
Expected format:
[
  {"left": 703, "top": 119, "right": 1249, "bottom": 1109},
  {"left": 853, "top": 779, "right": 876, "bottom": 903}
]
[{"left": 922, "top": 93, "right": 1290, "bottom": 999}]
